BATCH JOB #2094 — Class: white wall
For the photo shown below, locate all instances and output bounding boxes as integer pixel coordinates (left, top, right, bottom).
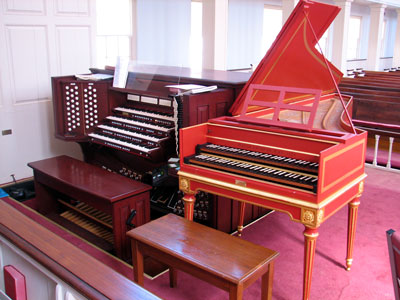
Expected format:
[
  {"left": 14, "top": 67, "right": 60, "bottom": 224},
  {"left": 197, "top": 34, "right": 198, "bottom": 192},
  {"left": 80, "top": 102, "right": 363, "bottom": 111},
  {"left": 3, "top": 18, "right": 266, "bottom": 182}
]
[{"left": 0, "top": 0, "right": 95, "bottom": 184}]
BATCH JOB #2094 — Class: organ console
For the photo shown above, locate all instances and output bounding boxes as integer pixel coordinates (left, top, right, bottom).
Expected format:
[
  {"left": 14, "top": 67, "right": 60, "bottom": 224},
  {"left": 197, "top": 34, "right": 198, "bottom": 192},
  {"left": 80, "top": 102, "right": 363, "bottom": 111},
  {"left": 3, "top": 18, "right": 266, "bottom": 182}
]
[
  {"left": 178, "top": 1, "right": 367, "bottom": 300},
  {"left": 51, "top": 64, "right": 267, "bottom": 251}
]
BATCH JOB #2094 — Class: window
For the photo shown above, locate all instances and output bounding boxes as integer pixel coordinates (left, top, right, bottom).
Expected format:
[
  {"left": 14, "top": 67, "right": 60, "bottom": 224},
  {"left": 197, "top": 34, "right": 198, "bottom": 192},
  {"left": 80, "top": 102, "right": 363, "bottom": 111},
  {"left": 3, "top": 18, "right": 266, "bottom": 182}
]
[
  {"left": 380, "top": 19, "right": 387, "bottom": 57},
  {"left": 316, "top": 30, "right": 329, "bottom": 57},
  {"left": 347, "top": 16, "right": 362, "bottom": 60},
  {"left": 96, "top": 0, "right": 132, "bottom": 67},
  {"left": 261, "top": 6, "right": 282, "bottom": 56},
  {"left": 189, "top": 1, "right": 203, "bottom": 70}
]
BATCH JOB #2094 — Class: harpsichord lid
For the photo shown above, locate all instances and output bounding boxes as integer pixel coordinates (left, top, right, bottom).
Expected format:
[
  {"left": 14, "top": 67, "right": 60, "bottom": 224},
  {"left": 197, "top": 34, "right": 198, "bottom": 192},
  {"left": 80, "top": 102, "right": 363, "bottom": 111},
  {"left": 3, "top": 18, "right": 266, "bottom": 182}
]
[{"left": 229, "top": 0, "right": 342, "bottom": 118}]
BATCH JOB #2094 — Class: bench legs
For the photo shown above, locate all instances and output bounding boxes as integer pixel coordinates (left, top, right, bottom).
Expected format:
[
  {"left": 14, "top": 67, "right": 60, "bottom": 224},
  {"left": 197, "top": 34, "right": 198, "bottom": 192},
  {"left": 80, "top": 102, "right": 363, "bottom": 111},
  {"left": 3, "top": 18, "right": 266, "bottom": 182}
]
[
  {"left": 229, "top": 283, "right": 244, "bottom": 300},
  {"left": 169, "top": 267, "right": 177, "bottom": 288},
  {"left": 131, "top": 240, "right": 144, "bottom": 286},
  {"left": 261, "top": 262, "right": 275, "bottom": 300},
  {"left": 132, "top": 239, "right": 178, "bottom": 289}
]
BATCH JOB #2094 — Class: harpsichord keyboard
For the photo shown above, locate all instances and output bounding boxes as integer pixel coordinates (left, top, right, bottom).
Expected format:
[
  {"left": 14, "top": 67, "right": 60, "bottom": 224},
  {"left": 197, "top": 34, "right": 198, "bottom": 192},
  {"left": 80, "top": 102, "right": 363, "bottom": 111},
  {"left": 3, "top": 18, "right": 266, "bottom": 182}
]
[{"left": 184, "top": 143, "right": 318, "bottom": 192}]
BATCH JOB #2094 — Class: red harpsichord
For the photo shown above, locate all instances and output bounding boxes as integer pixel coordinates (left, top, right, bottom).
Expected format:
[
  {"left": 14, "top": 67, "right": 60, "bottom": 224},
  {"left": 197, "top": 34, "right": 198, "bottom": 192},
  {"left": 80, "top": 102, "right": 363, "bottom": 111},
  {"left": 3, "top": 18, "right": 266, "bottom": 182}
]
[{"left": 178, "top": 1, "right": 367, "bottom": 300}]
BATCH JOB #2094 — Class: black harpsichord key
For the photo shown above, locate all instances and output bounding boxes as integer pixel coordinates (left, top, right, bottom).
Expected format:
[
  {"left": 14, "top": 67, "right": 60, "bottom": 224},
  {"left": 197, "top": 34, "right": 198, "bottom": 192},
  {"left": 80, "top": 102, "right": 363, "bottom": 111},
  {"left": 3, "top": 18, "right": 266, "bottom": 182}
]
[
  {"left": 196, "top": 143, "right": 319, "bottom": 174},
  {"left": 184, "top": 153, "right": 318, "bottom": 192}
]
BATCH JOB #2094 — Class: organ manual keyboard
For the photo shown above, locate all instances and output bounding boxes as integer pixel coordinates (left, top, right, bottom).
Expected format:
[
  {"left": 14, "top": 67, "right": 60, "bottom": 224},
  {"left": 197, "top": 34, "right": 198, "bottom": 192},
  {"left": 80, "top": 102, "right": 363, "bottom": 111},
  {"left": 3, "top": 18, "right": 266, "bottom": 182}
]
[{"left": 178, "top": 1, "right": 367, "bottom": 299}]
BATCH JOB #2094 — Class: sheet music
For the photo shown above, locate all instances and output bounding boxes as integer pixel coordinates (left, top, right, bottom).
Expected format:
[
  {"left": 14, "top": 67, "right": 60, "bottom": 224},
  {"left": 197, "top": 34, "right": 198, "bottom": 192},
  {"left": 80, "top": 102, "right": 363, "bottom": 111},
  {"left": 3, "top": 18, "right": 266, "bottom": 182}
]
[
  {"left": 166, "top": 84, "right": 217, "bottom": 95},
  {"left": 113, "top": 57, "right": 129, "bottom": 88},
  {"left": 75, "top": 73, "right": 113, "bottom": 81}
]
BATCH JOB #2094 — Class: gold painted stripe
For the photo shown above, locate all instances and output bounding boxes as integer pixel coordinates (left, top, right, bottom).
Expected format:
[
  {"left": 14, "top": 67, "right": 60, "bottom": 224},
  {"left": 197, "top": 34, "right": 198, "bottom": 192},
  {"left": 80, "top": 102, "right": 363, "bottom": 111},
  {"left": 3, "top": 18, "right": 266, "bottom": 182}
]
[
  {"left": 178, "top": 171, "right": 365, "bottom": 210},
  {"left": 302, "top": 18, "right": 340, "bottom": 78},
  {"left": 320, "top": 139, "right": 365, "bottom": 193},
  {"left": 179, "top": 170, "right": 312, "bottom": 207}
]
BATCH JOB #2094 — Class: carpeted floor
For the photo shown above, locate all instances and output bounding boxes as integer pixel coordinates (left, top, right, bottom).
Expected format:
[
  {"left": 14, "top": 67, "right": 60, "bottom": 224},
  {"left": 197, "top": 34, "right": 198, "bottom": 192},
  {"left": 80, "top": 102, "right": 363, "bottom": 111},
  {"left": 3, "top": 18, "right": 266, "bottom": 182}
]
[{"left": 143, "top": 165, "right": 400, "bottom": 299}]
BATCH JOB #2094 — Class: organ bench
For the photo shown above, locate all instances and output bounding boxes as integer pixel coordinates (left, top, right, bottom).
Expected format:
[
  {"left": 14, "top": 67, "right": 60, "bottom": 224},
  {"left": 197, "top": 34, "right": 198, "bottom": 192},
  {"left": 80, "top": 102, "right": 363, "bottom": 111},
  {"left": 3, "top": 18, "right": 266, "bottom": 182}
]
[{"left": 28, "top": 155, "right": 152, "bottom": 261}]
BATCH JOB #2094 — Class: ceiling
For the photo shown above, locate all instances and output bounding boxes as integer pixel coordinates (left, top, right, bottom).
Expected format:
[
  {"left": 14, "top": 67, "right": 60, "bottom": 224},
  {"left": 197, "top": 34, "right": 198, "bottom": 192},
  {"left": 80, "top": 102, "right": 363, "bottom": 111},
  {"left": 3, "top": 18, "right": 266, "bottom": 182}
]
[{"left": 353, "top": 0, "right": 400, "bottom": 9}]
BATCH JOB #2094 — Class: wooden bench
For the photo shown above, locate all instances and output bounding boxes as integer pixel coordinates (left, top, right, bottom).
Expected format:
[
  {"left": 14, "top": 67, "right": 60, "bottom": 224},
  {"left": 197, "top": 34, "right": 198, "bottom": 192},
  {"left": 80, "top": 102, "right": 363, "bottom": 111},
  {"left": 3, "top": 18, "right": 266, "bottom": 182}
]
[
  {"left": 127, "top": 214, "right": 279, "bottom": 300},
  {"left": 28, "top": 155, "right": 152, "bottom": 260}
]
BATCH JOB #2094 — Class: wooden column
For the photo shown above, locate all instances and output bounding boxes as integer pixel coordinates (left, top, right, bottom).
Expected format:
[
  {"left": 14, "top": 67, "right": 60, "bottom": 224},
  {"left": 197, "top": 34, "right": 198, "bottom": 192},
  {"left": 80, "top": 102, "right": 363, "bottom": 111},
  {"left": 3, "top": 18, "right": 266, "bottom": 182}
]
[
  {"left": 332, "top": 0, "right": 353, "bottom": 73},
  {"left": 202, "top": 0, "right": 228, "bottom": 70},
  {"left": 367, "top": 4, "right": 387, "bottom": 71},
  {"left": 392, "top": 9, "right": 400, "bottom": 68}
]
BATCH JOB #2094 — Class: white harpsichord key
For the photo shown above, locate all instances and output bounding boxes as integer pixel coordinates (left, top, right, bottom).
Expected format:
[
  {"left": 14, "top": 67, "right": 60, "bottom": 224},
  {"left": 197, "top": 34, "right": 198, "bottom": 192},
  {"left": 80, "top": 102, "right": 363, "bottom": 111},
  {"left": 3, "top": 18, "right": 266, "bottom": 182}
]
[
  {"left": 114, "top": 107, "right": 175, "bottom": 122},
  {"left": 106, "top": 116, "right": 173, "bottom": 133},
  {"left": 88, "top": 133, "right": 155, "bottom": 153},
  {"left": 97, "top": 124, "right": 168, "bottom": 143}
]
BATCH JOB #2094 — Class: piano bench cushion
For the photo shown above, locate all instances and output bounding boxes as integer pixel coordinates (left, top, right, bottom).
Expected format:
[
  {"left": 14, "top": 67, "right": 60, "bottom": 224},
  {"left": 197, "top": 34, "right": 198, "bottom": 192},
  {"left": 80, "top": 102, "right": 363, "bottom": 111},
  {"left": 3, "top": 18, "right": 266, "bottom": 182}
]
[{"left": 127, "top": 213, "right": 279, "bottom": 299}]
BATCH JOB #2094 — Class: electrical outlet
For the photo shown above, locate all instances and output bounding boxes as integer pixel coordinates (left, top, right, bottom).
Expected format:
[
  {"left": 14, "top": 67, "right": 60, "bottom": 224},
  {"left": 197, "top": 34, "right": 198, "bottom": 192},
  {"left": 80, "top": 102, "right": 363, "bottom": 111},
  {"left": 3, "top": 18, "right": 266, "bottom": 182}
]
[{"left": 2, "top": 129, "right": 12, "bottom": 136}]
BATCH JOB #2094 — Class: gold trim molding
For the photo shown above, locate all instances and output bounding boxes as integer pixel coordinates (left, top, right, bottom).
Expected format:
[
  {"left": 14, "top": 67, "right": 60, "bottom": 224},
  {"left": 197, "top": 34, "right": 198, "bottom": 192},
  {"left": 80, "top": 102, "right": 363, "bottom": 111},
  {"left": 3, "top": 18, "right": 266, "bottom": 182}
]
[
  {"left": 357, "top": 181, "right": 364, "bottom": 197},
  {"left": 179, "top": 177, "right": 190, "bottom": 194},
  {"left": 301, "top": 208, "right": 324, "bottom": 227},
  {"left": 178, "top": 170, "right": 366, "bottom": 210}
]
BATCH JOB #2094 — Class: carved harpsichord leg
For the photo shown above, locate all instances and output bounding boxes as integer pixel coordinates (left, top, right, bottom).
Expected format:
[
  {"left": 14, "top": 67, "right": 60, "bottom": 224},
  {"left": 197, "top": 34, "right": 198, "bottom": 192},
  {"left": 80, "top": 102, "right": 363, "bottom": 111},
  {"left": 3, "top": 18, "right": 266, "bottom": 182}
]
[
  {"left": 346, "top": 195, "right": 361, "bottom": 271},
  {"left": 237, "top": 202, "right": 246, "bottom": 236},
  {"left": 182, "top": 194, "right": 196, "bottom": 221},
  {"left": 303, "top": 227, "right": 319, "bottom": 300},
  {"left": 179, "top": 177, "right": 196, "bottom": 221}
]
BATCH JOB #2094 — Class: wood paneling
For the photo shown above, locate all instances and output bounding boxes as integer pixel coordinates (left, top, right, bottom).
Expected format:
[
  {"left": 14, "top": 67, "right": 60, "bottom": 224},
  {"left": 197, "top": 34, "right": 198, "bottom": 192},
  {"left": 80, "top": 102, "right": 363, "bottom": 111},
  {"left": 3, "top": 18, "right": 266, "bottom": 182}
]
[
  {"left": 6, "top": 25, "right": 50, "bottom": 103},
  {"left": 56, "top": 26, "right": 92, "bottom": 75},
  {"left": 4, "top": 0, "right": 45, "bottom": 14},
  {"left": 55, "top": 0, "right": 90, "bottom": 16}
]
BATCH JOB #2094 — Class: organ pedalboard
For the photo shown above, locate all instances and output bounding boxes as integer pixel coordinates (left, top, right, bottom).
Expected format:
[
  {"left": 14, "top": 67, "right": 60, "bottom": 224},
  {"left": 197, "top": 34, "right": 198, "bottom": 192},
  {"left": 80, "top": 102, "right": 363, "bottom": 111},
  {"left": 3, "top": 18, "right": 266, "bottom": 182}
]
[
  {"left": 173, "top": 191, "right": 212, "bottom": 223},
  {"left": 150, "top": 186, "right": 212, "bottom": 224}
]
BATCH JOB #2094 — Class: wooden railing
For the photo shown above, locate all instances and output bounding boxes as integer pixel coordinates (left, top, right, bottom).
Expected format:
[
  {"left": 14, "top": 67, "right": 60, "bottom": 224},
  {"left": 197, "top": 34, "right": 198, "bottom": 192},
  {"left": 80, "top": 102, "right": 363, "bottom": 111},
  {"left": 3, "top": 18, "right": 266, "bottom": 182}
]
[
  {"left": 339, "top": 70, "right": 400, "bottom": 173},
  {"left": 0, "top": 198, "right": 161, "bottom": 300}
]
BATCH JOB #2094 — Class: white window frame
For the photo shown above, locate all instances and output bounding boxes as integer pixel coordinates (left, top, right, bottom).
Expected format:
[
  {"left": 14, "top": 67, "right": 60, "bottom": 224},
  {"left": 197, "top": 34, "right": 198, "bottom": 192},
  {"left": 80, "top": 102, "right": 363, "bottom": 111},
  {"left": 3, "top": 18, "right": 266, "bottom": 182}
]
[
  {"left": 380, "top": 19, "right": 388, "bottom": 58},
  {"left": 261, "top": 5, "right": 283, "bottom": 57},
  {"left": 96, "top": 0, "right": 133, "bottom": 68},
  {"left": 189, "top": 0, "right": 203, "bottom": 70},
  {"left": 347, "top": 16, "right": 362, "bottom": 60}
]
